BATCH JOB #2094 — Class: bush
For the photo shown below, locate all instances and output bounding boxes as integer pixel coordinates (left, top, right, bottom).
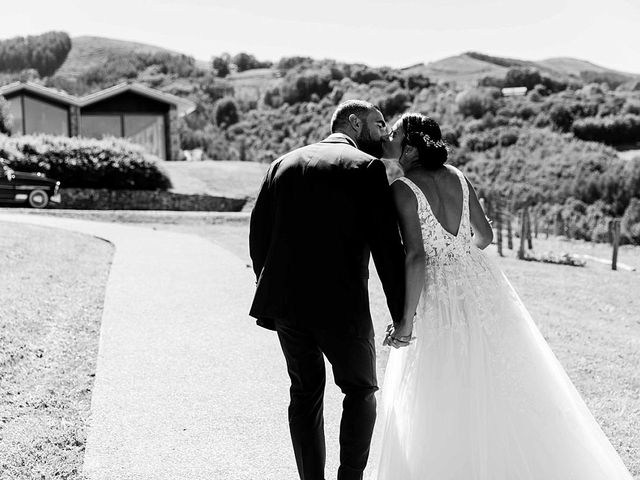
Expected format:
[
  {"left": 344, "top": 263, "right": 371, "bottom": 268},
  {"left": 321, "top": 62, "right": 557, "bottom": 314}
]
[
  {"left": 504, "top": 68, "right": 542, "bottom": 90},
  {"left": 377, "top": 90, "right": 410, "bottom": 117},
  {"left": 523, "top": 251, "right": 586, "bottom": 267},
  {"left": 231, "top": 52, "right": 271, "bottom": 72},
  {"left": 0, "top": 134, "right": 171, "bottom": 190},
  {"left": 0, "top": 96, "right": 11, "bottom": 135},
  {"left": 621, "top": 197, "right": 640, "bottom": 244},
  {"left": 280, "top": 69, "right": 332, "bottom": 104},
  {"left": 572, "top": 114, "right": 640, "bottom": 145},
  {"left": 456, "top": 88, "right": 498, "bottom": 119},
  {"left": 214, "top": 97, "right": 240, "bottom": 127},
  {"left": 549, "top": 104, "right": 574, "bottom": 132},
  {"left": 462, "top": 127, "right": 520, "bottom": 151}
]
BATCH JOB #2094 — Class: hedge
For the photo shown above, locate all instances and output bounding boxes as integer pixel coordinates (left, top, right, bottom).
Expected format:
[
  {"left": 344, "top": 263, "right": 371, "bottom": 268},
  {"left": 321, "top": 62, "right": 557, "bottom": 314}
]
[
  {"left": 0, "top": 134, "right": 171, "bottom": 190},
  {"left": 572, "top": 114, "right": 640, "bottom": 145}
]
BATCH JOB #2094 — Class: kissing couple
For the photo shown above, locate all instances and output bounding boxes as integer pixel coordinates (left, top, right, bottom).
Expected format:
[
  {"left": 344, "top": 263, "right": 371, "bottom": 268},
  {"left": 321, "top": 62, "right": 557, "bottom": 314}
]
[{"left": 248, "top": 100, "right": 633, "bottom": 480}]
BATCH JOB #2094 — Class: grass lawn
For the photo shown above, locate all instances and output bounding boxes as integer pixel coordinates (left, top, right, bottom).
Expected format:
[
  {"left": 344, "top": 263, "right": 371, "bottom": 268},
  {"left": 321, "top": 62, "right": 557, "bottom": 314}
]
[
  {"left": 162, "top": 160, "right": 268, "bottom": 199},
  {"left": 0, "top": 222, "right": 114, "bottom": 479}
]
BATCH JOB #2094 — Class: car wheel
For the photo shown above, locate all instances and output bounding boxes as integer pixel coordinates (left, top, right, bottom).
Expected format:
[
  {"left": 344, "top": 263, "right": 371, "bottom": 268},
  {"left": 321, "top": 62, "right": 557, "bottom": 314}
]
[{"left": 28, "top": 189, "right": 50, "bottom": 209}]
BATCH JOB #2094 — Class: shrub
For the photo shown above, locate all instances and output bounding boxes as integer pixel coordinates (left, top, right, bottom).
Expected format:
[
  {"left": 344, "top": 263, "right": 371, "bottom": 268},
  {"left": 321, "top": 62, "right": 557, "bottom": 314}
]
[
  {"left": 0, "top": 96, "right": 11, "bottom": 135},
  {"left": 345, "top": 64, "right": 383, "bottom": 84},
  {"left": 622, "top": 100, "right": 640, "bottom": 116},
  {"left": 504, "top": 68, "right": 542, "bottom": 90},
  {"left": 572, "top": 114, "right": 640, "bottom": 145},
  {"left": 548, "top": 104, "right": 574, "bottom": 132},
  {"left": 276, "top": 56, "right": 312, "bottom": 72},
  {"left": 621, "top": 197, "right": 640, "bottom": 243},
  {"left": 580, "top": 70, "right": 631, "bottom": 89},
  {"left": 377, "top": 90, "right": 410, "bottom": 117},
  {"left": 461, "top": 127, "right": 520, "bottom": 152},
  {"left": 0, "top": 134, "right": 171, "bottom": 190},
  {"left": 231, "top": 52, "right": 271, "bottom": 72},
  {"left": 214, "top": 97, "right": 240, "bottom": 127},
  {"left": 523, "top": 251, "right": 586, "bottom": 267},
  {"left": 456, "top": 89, "right": 498, "bottom": 119},
  {"left": 280, "top": 69, "right": 332, "bottom": 104}
]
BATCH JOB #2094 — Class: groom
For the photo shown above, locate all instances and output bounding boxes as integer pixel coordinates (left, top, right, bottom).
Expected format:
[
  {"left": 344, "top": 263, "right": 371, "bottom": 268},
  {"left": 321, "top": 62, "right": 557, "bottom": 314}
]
[{"left": 249, "top": 100, "right": 406, "bottom": 480}]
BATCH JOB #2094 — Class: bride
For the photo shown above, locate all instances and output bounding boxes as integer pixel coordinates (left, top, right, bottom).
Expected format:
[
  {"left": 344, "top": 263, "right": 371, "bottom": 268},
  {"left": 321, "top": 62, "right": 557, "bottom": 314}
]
[{"left": 371, "top": 113, "right": 634, "bottom": 479}]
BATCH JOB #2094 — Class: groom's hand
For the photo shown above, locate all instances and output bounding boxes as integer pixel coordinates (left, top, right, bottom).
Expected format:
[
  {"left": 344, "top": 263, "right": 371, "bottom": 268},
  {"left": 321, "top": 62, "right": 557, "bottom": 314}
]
[{"left": 383, "top": 323, "right": 414, "bottom": 349}]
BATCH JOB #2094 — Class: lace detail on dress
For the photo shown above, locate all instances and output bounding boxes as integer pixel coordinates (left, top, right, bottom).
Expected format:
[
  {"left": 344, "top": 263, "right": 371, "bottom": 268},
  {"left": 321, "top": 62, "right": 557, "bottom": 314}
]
[
  {"left": 394, "top": 167, "right": 472, "bottom": 266},
  {"left": 394, "top": 168, "right": 494, "bottom": 343}
]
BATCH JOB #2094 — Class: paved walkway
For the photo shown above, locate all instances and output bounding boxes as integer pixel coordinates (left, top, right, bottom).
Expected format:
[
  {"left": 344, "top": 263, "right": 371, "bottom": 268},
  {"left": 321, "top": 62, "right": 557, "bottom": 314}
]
[{"left": 0, "top": 213, "right": 354, "bottom": 480}]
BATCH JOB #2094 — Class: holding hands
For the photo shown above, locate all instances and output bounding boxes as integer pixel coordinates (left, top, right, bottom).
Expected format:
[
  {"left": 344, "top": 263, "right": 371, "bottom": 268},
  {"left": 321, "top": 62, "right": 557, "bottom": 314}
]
[{"left": 383, "top": 321, "right": 415, "bottom": 349}]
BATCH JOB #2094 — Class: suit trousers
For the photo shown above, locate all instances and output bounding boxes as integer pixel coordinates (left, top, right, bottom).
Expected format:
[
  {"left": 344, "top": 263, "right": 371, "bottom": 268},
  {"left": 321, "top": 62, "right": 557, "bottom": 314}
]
[{"left": 275, "top": 321, "right": 378, "bottom": 480}]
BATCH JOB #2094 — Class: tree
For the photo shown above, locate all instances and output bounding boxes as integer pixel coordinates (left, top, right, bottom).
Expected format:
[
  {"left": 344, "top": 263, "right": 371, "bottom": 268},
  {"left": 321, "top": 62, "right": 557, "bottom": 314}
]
[
  {"left": 0, "top": 31, "right": 71, "bottom": 77},
  {"left": 214, "top": 97, "right": 239, "bottom": 127},
  {"left": 231, "top": 52, "right": 271, "bottom": 73},
  {"left": 212, "top": 53, "right": 231, "bottom": 77},
  {"left": 549, "top": 104, "right": 574, "bottom": 132},
  {"left": 456, "top": 89, "right": 498, "bottom": 119},
  {"left": 504, "top": 68, "right": 542, "bottom": 90}
]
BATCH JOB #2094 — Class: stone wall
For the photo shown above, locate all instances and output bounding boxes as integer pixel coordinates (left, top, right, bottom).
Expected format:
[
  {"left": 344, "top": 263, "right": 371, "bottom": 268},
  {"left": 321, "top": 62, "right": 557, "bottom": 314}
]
[{"left": 59, "top": 189, "right": 246, "bottom": 211}]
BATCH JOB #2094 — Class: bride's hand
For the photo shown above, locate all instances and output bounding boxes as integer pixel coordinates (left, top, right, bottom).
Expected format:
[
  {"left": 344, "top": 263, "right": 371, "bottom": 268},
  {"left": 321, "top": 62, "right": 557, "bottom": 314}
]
[{"left": 383, "top": 322, "right": 415, "bottom": 348}]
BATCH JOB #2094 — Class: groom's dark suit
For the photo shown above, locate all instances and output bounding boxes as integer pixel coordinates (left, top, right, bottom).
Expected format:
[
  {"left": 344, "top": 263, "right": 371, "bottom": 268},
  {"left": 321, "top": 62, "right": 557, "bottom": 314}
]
[{"left": 249, "top": 133, "right": 405, "bottom": 480}]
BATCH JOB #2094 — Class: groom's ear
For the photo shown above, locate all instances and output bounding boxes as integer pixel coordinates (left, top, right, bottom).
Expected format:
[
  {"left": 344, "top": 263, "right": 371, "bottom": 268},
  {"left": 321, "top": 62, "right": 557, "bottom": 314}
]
[{"left": 347, "top": 113, "right": 362, "bottom": 133}]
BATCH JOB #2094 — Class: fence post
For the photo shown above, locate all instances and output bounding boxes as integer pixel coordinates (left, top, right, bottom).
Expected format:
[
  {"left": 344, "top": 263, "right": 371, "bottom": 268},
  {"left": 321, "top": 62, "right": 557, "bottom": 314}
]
[
  {"left": 517, "top": 208, "right": 527, "bottom": 260},
  {"left": 526, "top": 208, "right": 533, "bottom": 250},
  {"left": 611, "top": 219, "right": 621, "bottom": 271},
  {"left": 239, "top": 137, "right": 247, "bottom": 162},
  {"left": 496, "top": 204, "right": 503, "bottom": 257}
]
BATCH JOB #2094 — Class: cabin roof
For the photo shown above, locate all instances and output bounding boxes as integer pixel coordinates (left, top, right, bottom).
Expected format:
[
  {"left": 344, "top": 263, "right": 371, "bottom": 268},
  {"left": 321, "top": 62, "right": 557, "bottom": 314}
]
[
  {"left": 78, "top": 82, "right": 196, "bottom": 115},
  {"left": 0, "top": 81, "right": 196, "bottom": 116},
  {"left": 0, "top": 81, "right": 79, "bottom": 105}
]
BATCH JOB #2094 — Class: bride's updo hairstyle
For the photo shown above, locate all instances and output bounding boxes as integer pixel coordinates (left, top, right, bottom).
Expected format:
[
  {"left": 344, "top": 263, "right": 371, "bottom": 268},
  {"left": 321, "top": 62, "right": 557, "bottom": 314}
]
[{"left": 401, "top": 113, "right": 448, "bottom": 170}]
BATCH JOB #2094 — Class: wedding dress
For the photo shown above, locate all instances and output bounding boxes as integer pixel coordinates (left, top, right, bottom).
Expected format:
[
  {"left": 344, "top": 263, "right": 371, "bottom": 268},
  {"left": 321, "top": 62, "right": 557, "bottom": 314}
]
[{"left": 371, "top": 167, "right": 633, "bottom": 480}]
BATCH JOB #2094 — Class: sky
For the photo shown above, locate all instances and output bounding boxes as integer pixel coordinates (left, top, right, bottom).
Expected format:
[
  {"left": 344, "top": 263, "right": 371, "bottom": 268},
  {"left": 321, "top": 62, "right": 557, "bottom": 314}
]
[{"left": 3, "top": 0, "right": 640, "bottom": 73}]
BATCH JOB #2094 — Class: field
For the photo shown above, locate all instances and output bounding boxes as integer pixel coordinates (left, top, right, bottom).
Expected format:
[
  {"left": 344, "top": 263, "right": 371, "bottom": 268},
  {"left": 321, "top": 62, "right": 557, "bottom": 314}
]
[{"left": 0, "top": 213, "right": 638, "bottom": 478}]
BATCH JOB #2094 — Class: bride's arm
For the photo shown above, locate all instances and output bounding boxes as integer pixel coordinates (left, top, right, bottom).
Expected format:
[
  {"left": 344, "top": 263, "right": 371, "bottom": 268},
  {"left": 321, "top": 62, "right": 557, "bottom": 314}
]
[
  {"left": 391, "top": 181, "right": 426, "bottom": 336},
  {"left": 466, "top": 177, "right": 493, "bottom": 249}
]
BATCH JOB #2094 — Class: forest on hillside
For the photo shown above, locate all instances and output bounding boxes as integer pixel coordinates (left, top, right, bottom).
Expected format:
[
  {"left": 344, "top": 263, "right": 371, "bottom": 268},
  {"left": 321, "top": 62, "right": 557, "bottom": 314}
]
[{"left": 1, "top": 32, "right": 640, "bottom": 243}]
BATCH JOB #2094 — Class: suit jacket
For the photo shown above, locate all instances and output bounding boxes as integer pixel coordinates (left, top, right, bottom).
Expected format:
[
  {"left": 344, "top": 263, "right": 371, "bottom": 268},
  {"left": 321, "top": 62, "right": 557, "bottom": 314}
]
[{"left": 249, "top": 133, "right": 406, "bottom": 338}]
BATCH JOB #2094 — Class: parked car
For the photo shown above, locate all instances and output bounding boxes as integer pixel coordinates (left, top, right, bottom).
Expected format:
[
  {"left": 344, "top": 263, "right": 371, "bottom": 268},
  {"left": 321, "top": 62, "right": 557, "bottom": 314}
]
[{"left": 0, "top": 160, "right": 61, "bottom": 209}]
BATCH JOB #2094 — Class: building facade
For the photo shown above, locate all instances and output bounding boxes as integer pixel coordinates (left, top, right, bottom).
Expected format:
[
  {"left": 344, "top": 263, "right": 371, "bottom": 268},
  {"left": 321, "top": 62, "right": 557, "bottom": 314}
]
[{"left": 0, "top": 82, "right": 195, "bottom": 161}]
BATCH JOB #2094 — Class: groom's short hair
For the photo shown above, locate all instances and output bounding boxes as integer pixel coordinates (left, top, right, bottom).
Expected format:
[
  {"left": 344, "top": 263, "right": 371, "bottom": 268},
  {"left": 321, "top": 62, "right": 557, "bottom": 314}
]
[{"left": 330, "top": 100, "right": 379, "bottom": 133}]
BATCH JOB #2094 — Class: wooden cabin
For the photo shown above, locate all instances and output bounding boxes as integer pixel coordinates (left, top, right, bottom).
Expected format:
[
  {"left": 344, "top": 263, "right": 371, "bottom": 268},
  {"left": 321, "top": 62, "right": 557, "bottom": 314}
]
[{"left": 0, "top": 82, "right": 195, "bottom": 160}]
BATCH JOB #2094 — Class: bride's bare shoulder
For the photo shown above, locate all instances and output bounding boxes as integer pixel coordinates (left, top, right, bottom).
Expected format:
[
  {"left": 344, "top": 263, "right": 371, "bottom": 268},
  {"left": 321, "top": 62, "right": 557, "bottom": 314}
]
[{"left": 391, "top": 177, "right": 417, "bottom": 207}]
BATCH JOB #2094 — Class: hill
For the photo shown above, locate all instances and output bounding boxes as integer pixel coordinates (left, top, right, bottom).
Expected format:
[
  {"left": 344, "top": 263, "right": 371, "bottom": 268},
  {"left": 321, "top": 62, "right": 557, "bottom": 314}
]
[
  {"left": 537, "top": 57, "right": 630, "bottom": 77},
  {"left": 55, "top": 36, "right": 210, "bottom": 78},
  {"left": 403, "top": 52, "right": 639, "bottom": 86}
]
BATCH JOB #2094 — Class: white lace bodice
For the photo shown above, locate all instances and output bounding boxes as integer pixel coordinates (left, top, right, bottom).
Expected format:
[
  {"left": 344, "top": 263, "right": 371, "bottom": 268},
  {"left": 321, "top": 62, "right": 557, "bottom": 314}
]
[{"left": 394, "top": 167, "right": 472, "bottom": 265}]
